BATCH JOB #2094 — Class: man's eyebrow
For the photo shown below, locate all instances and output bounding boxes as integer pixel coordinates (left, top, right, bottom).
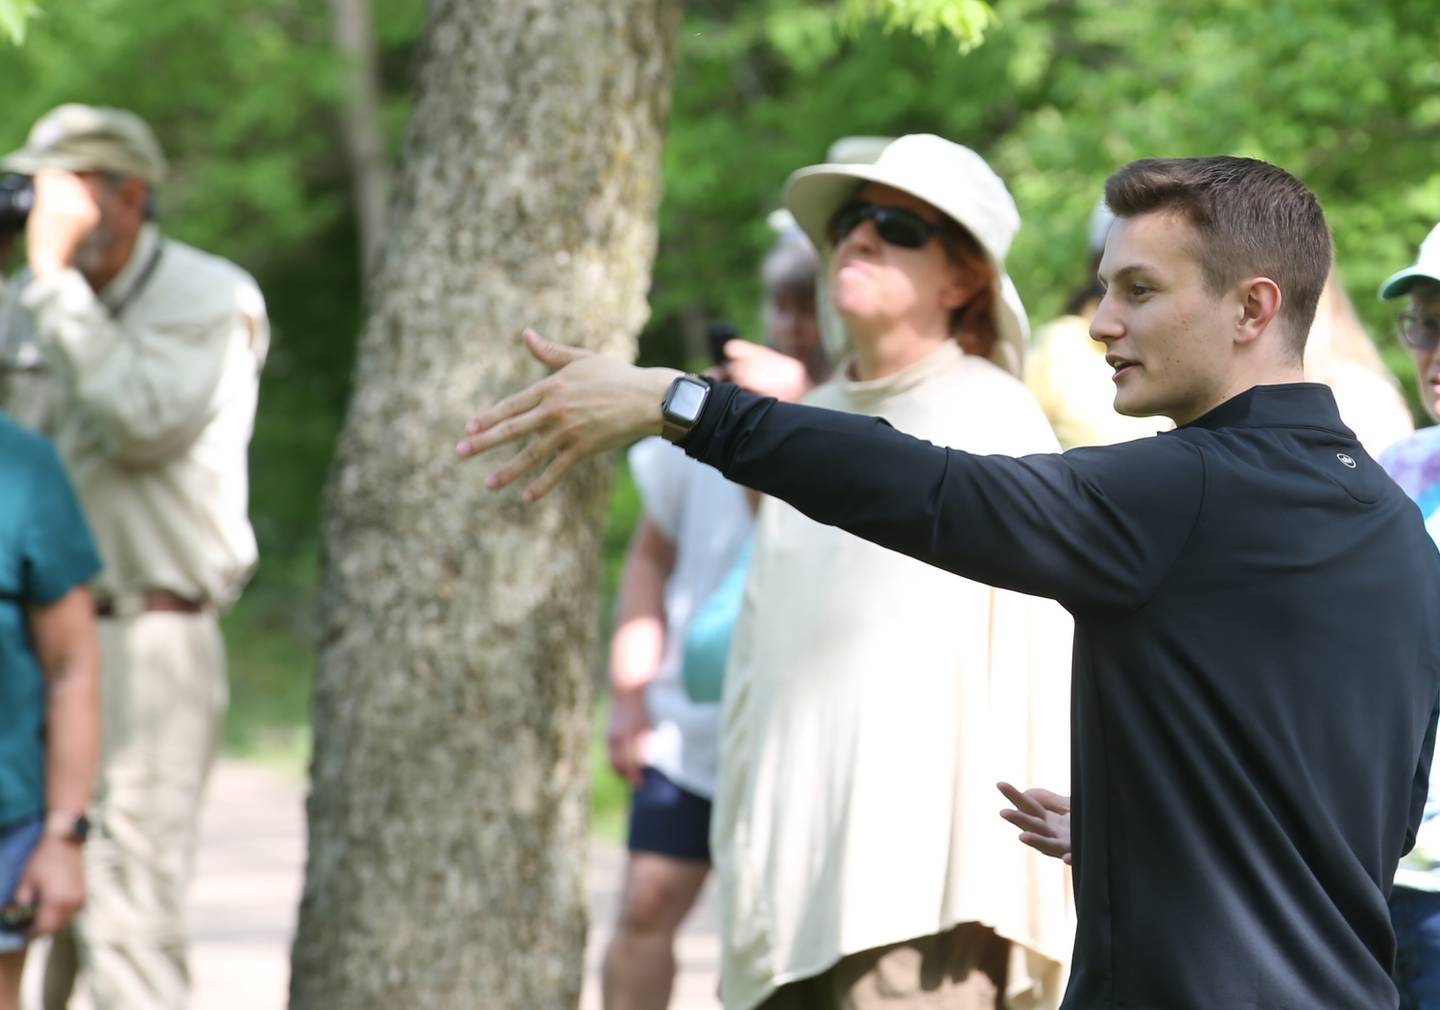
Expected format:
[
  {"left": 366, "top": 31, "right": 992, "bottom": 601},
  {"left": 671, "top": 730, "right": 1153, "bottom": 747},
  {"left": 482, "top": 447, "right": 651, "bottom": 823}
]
[{"left": 1097, "top": 264, "right": 1155, "bottom": 287}]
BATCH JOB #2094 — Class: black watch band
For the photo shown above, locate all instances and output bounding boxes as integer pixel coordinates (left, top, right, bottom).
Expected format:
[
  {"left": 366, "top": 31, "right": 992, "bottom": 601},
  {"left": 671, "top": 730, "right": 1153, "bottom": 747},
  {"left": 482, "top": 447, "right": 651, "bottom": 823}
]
[{"left": 660, "top": 374, "right": 712, "bottom": 443}]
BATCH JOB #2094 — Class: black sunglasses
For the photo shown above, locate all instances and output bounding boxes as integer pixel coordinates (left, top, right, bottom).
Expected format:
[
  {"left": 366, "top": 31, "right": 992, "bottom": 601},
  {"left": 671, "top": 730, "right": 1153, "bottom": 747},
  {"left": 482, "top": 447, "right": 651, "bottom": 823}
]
[{"left": 827, "top": 201, "right": 949, "bottom": 250}]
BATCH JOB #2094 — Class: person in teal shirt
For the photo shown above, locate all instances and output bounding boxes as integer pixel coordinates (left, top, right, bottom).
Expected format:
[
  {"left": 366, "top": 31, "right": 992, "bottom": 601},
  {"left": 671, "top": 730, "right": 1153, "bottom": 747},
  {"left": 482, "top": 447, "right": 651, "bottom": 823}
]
[{"left": 0, "top": 411, "right": 101, "bottom": 1010}]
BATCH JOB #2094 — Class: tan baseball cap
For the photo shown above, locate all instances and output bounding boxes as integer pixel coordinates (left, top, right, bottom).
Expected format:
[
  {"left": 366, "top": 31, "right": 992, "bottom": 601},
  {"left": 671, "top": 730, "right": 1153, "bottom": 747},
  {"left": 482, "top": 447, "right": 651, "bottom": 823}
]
[{"left": 1, "top": 104, "right": 167, "bottom": 185}]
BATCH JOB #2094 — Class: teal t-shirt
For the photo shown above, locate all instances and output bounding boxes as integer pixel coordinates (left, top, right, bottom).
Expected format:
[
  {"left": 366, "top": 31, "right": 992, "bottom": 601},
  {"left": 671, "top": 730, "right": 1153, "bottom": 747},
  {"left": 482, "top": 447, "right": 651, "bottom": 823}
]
[{"left": 0, "top": 413, "right": 101, "bottom": 826}]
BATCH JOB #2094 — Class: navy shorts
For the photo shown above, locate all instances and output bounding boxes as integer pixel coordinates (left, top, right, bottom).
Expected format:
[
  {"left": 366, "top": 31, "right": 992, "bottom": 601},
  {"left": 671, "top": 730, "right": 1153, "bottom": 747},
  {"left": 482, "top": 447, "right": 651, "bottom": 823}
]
[
  {"left": 0, "top": 816, "right": 43, "bottom": 952},
  {"left": 627, "top": 767, "right": 712, "bottom": 863}
]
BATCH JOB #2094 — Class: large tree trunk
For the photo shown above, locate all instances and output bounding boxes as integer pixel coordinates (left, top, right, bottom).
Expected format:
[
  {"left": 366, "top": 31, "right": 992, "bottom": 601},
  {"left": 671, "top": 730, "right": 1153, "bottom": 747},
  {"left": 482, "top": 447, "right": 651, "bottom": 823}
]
[{"left": 288, "top": 2, "right": 683, "bottom": 1007}]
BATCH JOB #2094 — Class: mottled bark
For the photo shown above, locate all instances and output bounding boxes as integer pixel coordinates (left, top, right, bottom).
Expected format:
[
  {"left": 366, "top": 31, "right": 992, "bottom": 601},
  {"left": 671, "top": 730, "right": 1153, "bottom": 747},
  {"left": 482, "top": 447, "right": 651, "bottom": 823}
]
[
  {"left": 288, "top": 1, "right": 682, "bottom": 1007},
  {"left": 326, "top": 0, "right": 389, "bottom": 276}
]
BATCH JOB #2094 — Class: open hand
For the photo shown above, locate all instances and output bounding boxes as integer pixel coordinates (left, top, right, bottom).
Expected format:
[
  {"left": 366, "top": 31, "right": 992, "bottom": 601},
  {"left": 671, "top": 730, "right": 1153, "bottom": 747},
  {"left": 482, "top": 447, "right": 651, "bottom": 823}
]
[
  {"left": 997, "top": 781, "right": 1072, "bottom": 864},
  {"left": 456, "top": 328, "right": 680, "bottom": 502}
]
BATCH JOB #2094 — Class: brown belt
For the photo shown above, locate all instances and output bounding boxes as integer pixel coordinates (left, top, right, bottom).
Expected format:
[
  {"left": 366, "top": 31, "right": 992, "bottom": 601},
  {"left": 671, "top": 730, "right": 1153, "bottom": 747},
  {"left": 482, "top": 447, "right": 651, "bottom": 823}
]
[{"left": 95, "top": 589, "right": 208, "bottom": 618}]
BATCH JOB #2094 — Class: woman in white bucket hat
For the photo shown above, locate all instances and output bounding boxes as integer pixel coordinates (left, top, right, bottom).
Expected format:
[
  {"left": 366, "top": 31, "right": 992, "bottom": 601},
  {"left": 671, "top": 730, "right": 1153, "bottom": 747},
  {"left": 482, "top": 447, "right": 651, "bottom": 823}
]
[
  {"left": 785, "top": 132, "right": 1030, "bottom": 379},
  {"left": 703, "top": 135, "right": 1074, "bottom": 1010}
]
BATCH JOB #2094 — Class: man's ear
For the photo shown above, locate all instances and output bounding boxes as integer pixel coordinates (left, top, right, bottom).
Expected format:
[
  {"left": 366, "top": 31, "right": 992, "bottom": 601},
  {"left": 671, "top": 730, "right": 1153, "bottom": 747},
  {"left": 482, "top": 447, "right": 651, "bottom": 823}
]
[{"left": 1235, "top": 277, "right": 1282, "bottom": 346}]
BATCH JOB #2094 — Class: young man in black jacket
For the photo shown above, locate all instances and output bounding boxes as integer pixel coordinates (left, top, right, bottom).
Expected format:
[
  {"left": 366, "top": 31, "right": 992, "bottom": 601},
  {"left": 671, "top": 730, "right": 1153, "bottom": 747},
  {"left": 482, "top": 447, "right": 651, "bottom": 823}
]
[{"left": 457, "top": 157, "right": 1440, "bottom": 1010}]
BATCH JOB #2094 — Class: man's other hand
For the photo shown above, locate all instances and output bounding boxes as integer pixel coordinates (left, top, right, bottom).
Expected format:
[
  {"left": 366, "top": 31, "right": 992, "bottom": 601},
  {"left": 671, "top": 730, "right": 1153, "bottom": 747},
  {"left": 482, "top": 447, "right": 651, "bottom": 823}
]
[
  {"left": 997, "top": 781, "right": 1073, "bottom": 864},
  {"left": 456, "top": 328, "right": 680, "bottom": 503}
]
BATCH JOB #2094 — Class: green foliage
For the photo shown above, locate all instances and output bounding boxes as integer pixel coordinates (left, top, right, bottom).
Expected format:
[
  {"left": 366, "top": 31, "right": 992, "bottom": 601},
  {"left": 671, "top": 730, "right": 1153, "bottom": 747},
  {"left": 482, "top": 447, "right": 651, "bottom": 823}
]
[
  {"left": 648, "top": 0, "right": 1440, "bottom": 406},
  {"left": 837, "top": 0, "right": 996, "bottom": 51},
  {"left": 0, "top": 0, "right": 38, "bottom": 44}
]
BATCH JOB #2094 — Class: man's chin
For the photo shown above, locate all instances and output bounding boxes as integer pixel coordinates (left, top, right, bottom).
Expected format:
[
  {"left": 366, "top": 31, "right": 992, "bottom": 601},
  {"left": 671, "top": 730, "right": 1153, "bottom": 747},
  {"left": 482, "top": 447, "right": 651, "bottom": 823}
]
[{"left": 1112, "top": 393, "right": 1153, "bottom": 419}]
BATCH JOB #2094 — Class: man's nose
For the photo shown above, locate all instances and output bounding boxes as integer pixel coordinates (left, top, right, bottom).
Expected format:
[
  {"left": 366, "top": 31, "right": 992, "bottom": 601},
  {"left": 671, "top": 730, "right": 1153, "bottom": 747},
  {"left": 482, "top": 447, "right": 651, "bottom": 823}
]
[{"left": 1089, "top": 292, "right": 1122, "bottom": 344}]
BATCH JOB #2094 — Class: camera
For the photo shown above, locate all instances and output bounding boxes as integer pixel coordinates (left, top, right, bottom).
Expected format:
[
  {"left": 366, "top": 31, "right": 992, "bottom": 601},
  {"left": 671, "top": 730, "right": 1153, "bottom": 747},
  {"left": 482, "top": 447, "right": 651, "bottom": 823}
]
[
  {"left": 707, "top": 321, "right": 738, "bottom": 367},
  {"left": 0, "top": 174, "right": 34, "bottom": 236}
]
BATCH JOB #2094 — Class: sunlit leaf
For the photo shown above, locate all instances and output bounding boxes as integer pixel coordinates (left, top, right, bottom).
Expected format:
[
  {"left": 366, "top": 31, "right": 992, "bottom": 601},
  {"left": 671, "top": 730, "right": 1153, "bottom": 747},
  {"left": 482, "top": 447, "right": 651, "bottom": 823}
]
[{"left": 0, "top": 0, "right": 39, "bottom": 44}]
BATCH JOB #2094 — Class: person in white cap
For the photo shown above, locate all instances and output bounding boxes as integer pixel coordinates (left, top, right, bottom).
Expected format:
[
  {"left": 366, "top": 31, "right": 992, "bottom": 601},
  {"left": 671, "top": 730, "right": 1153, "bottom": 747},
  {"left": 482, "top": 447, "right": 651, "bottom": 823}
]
[
  {"left": 1373, "top": 222, "right": 1440, "bottom": 1009},
  {"left": 0, "top": 104, "right": 268, "bottom": 1010},
  {"left": 617, "top": 134, "right": 1076, "bottom": 1009}
]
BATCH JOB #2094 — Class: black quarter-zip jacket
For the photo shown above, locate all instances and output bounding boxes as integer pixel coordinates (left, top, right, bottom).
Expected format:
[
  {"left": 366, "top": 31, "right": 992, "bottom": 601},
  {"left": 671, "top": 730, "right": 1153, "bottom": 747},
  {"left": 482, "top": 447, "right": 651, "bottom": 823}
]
[{"left": 680, "top": 381, "right": 1440, "bottom": 1010}]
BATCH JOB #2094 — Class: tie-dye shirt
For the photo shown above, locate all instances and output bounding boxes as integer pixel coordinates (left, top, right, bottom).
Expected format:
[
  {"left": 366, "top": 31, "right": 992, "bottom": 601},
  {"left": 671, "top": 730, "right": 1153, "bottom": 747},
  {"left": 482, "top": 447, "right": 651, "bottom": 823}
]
[{"left": 1380, "top": 425, "right": 1440, "bottom": 892}]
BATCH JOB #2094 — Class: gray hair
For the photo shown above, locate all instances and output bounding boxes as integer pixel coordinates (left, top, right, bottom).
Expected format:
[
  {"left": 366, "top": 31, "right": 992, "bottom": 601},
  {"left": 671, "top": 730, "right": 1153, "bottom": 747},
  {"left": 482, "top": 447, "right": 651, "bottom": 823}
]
[{"left": 761, "top": 232, "right": 819, "bottom": 296}]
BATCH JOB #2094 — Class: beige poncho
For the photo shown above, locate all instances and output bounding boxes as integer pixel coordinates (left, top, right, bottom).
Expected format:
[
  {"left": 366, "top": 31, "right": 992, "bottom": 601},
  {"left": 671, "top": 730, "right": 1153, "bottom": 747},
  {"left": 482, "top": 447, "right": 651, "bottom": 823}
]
[{"left": 713, "top": 340, "right": 1076, "bottom": 1010}]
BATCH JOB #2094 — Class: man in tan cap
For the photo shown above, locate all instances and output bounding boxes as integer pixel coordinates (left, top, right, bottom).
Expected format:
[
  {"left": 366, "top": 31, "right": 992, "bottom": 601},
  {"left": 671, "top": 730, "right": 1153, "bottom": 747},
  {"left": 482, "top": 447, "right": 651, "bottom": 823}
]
[{"left": 0, "top": 104, "right": 268, "bottom": 1010}]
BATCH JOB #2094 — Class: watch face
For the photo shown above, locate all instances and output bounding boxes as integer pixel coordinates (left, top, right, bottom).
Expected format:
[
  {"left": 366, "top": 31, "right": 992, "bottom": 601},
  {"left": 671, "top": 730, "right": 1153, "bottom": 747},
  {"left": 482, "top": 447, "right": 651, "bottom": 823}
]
[{"left": 666, "top": 379, "right": 708, "bottom": 423}]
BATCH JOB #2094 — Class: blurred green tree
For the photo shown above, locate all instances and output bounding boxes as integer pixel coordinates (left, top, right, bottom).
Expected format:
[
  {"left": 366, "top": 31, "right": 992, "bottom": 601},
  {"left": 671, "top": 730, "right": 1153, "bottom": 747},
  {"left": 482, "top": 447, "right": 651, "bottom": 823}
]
[
  {"left": 0, "top": 0, "right": 38, "bottom": 44},
  {"left": 649, "top": 0, "right": 1440, "bottom": 409}
]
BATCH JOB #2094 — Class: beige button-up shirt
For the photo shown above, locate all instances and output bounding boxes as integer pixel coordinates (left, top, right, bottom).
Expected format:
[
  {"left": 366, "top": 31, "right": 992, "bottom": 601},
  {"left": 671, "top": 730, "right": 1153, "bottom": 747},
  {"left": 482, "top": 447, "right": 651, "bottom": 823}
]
[
  {"left": 0, "top": 224, "right": 268, "bottom": 607},
  {"left": 715, "top": 342, "right": 1076, "bottom": 1010}
]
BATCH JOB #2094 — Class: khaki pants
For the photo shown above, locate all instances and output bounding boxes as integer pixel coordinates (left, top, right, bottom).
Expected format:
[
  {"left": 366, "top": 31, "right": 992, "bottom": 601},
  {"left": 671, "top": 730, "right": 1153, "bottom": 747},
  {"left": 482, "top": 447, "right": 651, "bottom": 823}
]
[
  {"left": 44, "top": 612, "right": 227, "bottom": 1010},
  {"left": 759, "top": 923, "right": 1012, "bottom": 1010}
]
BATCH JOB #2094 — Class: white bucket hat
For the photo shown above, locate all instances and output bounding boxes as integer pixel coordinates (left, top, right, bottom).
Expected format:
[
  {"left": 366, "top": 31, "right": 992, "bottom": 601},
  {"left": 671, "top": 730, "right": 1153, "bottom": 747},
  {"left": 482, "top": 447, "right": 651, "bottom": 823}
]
[
  {"left": 1379, "top": 223, "right": 1440, "bottom": 301},
  {"left": 783, "top": 133, "right": 1029, "bottom": 377}
]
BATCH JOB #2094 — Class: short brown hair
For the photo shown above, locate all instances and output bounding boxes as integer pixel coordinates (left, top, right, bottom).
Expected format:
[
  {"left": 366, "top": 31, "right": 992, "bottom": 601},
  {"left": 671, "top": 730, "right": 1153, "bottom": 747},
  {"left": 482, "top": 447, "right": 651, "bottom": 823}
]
[{"left": 1104, "top": 157, "right": 1332, "bottom": 355}]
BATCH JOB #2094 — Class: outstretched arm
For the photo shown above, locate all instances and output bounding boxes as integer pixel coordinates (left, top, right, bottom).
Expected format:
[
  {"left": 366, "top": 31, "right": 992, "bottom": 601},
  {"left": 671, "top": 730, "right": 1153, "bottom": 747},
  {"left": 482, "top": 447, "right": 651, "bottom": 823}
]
[
  {"left": 997, "top": 781, "right": 1073, "bottom": 865},
  {"left": 458, "top": 330, "right": 1204, "bottom": 613}
]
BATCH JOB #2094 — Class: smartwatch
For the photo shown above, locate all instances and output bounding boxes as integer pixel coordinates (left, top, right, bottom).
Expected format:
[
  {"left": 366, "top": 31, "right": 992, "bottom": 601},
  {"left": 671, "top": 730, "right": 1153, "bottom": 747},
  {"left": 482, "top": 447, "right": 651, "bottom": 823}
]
[{"left": 661, "top": 375, "right": 711, "bottom": 443}]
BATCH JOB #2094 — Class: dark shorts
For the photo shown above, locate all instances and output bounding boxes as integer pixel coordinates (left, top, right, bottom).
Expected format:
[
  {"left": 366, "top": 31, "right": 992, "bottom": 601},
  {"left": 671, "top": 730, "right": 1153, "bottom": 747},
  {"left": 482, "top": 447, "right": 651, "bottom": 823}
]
[
  {"left": 1392, "top": 886, "right": 1440, "bottom": 1010},
  {"left": 626, "top": 767, "right": 711, "bottom": 863},
  {"left": 0, "top": 815, "right": 43, "bottom": 953}
]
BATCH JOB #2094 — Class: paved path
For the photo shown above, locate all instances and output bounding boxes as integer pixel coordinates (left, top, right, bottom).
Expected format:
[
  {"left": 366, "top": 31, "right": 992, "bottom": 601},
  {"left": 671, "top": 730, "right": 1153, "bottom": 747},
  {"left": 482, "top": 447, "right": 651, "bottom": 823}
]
[{"left": 26, "top": 760, "right": 720, "bottom": 1009}]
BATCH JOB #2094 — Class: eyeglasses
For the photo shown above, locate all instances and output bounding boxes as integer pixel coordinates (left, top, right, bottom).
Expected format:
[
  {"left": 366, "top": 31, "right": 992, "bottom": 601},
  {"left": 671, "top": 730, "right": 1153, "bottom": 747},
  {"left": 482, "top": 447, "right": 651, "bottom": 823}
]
[
  {"left": 1397, "top": 312, "right": 1440, "bottom": 352},
  {"left": 828, "top": 201, "right": 949, "bottom": 250}
]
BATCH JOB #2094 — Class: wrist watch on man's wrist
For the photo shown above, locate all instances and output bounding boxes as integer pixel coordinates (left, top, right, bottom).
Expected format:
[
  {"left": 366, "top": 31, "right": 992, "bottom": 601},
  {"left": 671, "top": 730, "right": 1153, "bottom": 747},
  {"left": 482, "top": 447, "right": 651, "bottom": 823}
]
[
  {"left": 660, "top": 374, "right": 711, "bottom": 443},
  {"left": 44, "top": 809, "right": 90, "bottom": 844}
]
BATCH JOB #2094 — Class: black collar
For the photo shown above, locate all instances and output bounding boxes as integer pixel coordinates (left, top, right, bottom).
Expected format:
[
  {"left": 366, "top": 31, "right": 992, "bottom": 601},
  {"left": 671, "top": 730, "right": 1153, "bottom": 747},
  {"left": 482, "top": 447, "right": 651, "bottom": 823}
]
[{"left": 1179, "top": 383, "right": 1353, "bottom": 437}]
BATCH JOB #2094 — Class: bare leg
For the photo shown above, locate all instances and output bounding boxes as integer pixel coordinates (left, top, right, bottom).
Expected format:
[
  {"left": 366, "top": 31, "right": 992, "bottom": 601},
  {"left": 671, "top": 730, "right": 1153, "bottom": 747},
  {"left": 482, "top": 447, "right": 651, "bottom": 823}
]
[
  {"left": 0, "top": 949, "right": 28, "bottom": 1010},
  {"left": 601, "top": 852, "right": 709, "bottom": 1010}
]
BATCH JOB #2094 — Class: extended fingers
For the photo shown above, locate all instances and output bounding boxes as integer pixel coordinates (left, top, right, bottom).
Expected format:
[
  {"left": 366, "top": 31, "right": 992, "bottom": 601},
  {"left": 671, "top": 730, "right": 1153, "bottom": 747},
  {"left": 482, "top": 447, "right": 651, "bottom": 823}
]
[
  {"left": 482, "top": 426, "right": 566, "bottom": 491},
  {"left": 999, "top": 807, "right": 1054, "bottom": 837},
  {"left": 457, "top": 382, "right": 549, "bottom": 457},
  {"left": 522, "top": 444, "right": 588, "bottom": 503},
  {"left": 1018, "top": 833, "right": 1071, "bottom": 860},
  {"left": 997, "top": 780, "right": 1048, "bottom": 819},
  {"left": 1030, "top": 788, "right": 1072, "bottom": 814}
]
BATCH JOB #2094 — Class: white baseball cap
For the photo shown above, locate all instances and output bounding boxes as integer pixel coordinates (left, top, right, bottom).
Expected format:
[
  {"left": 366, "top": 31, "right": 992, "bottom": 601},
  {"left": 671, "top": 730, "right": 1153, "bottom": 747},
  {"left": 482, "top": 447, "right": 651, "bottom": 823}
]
[
  {"left": 1379, "top": 223, "right": 1440, "bottom": 300},
  {"left": 783, "top": 133, "right": 1029, "bottom": 377}
]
